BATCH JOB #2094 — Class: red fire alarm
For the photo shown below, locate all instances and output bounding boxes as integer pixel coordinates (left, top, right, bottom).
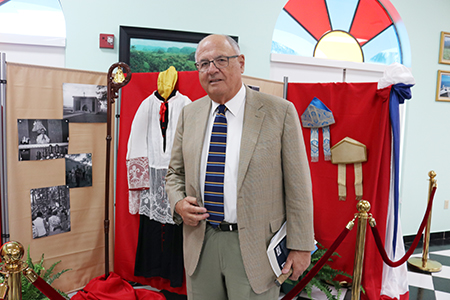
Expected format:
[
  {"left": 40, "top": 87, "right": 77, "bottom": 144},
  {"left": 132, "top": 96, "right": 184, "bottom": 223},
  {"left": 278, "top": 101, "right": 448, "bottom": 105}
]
[{"left": 100, "top": 34, "right": 114, "bottom": 49}]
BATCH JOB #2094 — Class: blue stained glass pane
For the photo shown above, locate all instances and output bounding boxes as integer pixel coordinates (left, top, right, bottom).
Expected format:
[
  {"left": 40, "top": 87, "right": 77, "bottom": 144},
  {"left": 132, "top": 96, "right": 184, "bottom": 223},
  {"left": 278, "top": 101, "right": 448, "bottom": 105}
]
[
  {"left": 0, "top": 0, "right": 65, "bottom": 38},
  {"left": 271, "top": 10, "right": 317, "bottom": 56},
  {"left": 326, "top": 0, "right": 359, "bottom": 31},
  {"left": 394, "top": 20, "right": 410, "bottom": 67},
  {"left": 362, "top": 25, "right": 401, "bottom": 65}
]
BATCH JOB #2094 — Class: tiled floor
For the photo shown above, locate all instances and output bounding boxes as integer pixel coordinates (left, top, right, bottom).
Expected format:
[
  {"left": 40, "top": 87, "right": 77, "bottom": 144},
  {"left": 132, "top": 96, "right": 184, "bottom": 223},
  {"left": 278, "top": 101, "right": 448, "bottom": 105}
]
[{"left": 406, "top": 237, "right": 450, "bottom": 300}]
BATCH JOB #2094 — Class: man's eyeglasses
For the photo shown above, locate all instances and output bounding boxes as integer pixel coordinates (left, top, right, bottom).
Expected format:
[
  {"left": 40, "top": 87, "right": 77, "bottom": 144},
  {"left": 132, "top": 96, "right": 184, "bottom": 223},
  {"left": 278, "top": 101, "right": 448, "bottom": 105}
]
[{"left": 195, "top": 55, "right": 239, "bottom": 73}]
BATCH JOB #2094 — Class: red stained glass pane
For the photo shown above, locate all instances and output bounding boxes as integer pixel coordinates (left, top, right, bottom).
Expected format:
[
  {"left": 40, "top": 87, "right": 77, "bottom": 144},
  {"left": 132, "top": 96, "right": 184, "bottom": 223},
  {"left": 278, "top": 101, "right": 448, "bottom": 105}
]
[
  {"left": 350, "top": 0, "right": 393, "bottom": 46},
  {"left": 284, "top": 0, "right": 331, "bottom": 41}
]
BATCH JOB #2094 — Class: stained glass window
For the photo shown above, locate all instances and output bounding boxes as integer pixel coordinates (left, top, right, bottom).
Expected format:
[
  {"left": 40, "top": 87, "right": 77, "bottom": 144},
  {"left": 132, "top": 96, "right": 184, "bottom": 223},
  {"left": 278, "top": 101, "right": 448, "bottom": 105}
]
[
  {"left": 272, "top": 0, "right": 411, "bottom": 67},
  {"left": 0, "top": 0, "right": 65, "bottom": 43}
]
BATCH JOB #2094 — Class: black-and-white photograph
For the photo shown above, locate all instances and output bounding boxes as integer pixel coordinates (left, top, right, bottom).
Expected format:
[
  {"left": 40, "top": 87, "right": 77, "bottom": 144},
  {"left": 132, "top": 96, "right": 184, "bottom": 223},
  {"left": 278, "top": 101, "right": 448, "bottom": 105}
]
[
  {"left": 63, "top": 83, "right": 107, "bottom": 123},
  {"left": 18, "top": 119, "right": 69, "bottom": 161},
  {"left": 30, "top": 185, "right": 71, "bottom": 239},
  {"left": 65, "top": 153, "right": 93, "bottom": 188}
]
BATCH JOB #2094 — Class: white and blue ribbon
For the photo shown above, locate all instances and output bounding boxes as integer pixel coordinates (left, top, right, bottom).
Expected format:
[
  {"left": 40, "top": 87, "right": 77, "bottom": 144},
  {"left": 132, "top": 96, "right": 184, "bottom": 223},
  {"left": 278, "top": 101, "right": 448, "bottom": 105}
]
[
  {"left": 322, "top": 126, "right": 331, "bottom": 161},
  {"left": 310, "top": 128, "right": 319, "bottom": 162}
]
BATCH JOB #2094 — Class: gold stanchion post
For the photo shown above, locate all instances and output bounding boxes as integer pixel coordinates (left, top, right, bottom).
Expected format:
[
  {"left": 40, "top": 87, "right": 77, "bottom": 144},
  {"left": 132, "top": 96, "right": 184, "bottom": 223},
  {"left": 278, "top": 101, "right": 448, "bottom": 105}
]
[
  {"left": 407, "top": 171, "right": 442, "bottom": 272},
  {"left": 351, "top": 200, "right": 370, "bottom": 300},
  {"left": 0, "top": 241, "right": 27, "bottom": 300},
  {"left": 0, "top": 241, "right": 66, "bottom": 300}
]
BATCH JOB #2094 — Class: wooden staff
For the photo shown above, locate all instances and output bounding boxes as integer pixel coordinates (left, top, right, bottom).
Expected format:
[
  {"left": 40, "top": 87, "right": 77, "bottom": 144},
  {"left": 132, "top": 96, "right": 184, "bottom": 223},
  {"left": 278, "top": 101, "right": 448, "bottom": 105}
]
[{"left": 105, "top": 63, "right": 131, "bottom": 278}]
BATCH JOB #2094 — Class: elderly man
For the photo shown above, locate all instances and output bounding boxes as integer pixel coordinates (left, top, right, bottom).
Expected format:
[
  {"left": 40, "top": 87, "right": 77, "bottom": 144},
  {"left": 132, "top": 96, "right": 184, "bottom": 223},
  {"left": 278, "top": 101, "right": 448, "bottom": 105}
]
[{"left": 166, "top": 34, "right": 314, "bottom": 300}]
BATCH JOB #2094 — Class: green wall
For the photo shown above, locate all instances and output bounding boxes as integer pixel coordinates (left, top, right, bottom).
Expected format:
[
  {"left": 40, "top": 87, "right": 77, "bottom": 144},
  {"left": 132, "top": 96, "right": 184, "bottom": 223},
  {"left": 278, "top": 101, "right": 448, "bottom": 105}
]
[
  {"left": 390, "top": 0, "right": 450, "bottom": 236},
  {"left": 60, "top": 0, "right": 450, "bottom": 236}
]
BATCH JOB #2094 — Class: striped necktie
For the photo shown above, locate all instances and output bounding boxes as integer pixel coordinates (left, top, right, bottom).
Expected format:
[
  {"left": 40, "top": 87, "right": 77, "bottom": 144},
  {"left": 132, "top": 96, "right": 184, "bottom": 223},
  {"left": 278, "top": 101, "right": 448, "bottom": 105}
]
[{"left": 204, "top": 104, "right": 227, "bottom": 227}]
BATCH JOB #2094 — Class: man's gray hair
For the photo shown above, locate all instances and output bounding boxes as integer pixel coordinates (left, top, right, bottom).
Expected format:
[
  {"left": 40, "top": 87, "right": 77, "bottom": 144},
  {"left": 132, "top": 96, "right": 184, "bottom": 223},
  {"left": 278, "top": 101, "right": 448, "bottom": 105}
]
[
  {"left": 195, "top": 34, "right": 240, "bottom": 61},
  {"left": 225, "top": 35, "right": 240, "bottom": 55}
]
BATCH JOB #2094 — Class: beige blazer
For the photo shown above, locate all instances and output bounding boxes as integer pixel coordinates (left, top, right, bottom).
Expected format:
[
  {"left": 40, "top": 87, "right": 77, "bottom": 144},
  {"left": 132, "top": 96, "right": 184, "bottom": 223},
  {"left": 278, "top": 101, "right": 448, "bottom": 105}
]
[{"left": 166, "top": 85, "right": 314, "bottom": 294}]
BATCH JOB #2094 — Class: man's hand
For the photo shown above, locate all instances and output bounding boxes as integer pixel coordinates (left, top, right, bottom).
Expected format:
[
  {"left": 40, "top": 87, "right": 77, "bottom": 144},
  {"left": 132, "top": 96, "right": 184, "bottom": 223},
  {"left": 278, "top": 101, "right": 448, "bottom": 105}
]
[
  {"left": 281, "top": 250, "right": 311, "bottom": 281},
  {"left": 175, "top": 196, "right": 209, "bottom": 227}
]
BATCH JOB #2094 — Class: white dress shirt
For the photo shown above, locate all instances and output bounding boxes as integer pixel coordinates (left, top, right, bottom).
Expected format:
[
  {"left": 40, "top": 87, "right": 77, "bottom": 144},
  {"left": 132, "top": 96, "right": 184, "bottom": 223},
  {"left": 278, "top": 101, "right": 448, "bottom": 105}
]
[{"left": 200, "top": 84, "right": 246, "bottom": 224}]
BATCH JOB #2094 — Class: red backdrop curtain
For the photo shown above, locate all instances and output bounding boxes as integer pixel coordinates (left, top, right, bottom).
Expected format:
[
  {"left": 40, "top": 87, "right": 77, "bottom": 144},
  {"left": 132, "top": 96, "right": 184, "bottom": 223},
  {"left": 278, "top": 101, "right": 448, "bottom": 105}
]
[
  {"left": 116, "top": 77, "right": 393, "bottom": 299},
  {"left": 114, "top": 71, "right": 206, "bottom": 293},
  {"left": 287, "top": 82, "right": 392, "bottom": 300}
]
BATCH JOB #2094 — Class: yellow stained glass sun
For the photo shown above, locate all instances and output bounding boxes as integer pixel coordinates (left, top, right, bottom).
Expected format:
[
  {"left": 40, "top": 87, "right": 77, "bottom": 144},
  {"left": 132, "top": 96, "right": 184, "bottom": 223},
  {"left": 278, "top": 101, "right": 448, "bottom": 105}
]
[{"left": 314, "top": 30, "right": 363, "bottom": 63}]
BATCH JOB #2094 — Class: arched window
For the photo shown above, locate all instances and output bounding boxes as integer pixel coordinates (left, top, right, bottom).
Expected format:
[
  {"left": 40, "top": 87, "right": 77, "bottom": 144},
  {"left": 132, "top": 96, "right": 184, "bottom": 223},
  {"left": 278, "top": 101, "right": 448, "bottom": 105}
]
[
  {"left": 0, "top": 0, "right": 66, "bottom": 66},
  {"left": 0, "top": 0, "right": 65, "bottom": 44},
  {"left": 272, "top": 0, "right": 411, "bottom": 67}
]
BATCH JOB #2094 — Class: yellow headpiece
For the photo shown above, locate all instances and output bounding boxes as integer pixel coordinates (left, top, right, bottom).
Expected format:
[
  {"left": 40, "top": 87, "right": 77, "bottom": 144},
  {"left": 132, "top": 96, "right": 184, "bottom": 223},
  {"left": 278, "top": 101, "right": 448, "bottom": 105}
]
[{"left": 157, "top": 66, "right": 178, "bottom": 100}]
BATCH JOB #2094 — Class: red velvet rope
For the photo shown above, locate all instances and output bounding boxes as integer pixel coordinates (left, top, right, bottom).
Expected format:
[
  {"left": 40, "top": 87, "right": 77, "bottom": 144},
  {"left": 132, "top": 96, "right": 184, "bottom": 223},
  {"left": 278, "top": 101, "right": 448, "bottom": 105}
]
[
  {"left": 370, "top": 186, "right": 437, "bottom": 267},
  {"left": 32, "top": 276, "right": 67, "bottom": 300},
  {"left": 281, "top": 225, "right": 351, "bottom": 300}
]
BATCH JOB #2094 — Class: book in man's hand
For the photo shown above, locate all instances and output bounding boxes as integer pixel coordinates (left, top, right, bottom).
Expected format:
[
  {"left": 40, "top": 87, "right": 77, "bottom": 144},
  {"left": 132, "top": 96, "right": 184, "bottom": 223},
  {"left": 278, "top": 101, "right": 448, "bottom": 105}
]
[{"left": 267, "top": 221, "right": 317, "bottom": 278}]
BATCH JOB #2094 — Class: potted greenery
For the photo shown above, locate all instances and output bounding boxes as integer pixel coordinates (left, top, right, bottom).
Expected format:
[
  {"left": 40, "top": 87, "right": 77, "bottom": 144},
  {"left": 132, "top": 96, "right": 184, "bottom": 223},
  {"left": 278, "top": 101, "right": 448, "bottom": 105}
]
[
  {"left": 0, "top": 246, "right": 70, "bottom": 300},
  {"left": 281, "top": 243, "right": 353, "bottom": 300}
]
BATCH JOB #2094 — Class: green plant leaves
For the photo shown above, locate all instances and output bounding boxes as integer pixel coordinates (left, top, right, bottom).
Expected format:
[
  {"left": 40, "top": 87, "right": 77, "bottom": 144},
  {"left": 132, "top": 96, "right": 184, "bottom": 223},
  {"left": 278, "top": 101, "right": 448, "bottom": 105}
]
[{"left": 282, "top": 243, "right": 353, "bottom": 300}]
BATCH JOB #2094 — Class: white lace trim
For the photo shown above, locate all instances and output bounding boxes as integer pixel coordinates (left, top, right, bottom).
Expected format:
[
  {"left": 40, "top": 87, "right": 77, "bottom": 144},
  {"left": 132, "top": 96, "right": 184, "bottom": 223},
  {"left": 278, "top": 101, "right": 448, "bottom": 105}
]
[
  {"left": 127, "top": 157, "right": 150, "bottom": 190},
  {"left": 128, "top": 190, "right": 140, "bottom": 215},
  {"left": 126, "top": 92, "right": 191, "bottom": 224},
  {"left": 141, "top": 167, "right": 174, "bottom": 224}
]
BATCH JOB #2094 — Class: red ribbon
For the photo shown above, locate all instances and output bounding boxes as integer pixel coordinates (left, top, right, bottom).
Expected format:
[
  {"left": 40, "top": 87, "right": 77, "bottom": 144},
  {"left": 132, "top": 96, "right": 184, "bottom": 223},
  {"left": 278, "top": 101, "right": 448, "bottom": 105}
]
[{"left": 159, "top": 102, "right": 167, "bottom": 123}]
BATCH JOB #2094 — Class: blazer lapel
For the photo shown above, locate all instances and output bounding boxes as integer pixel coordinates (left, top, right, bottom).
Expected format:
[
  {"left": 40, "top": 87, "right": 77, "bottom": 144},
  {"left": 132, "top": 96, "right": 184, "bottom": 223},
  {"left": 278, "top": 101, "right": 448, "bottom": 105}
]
[
  {"left": 237, "top": 88, "right": 265, "bottom": 194},
  {"left": 191, "top": 97, "right": 211, "bottom": 202}
]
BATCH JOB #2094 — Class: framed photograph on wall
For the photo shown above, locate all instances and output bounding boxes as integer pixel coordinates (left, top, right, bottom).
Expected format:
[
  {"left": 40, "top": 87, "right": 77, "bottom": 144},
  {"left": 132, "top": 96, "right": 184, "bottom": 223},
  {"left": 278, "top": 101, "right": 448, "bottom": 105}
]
[
  {"left": 436, "top": 70, "right": 450, "bottom": 102},
  {"left": 439, "top": 31, "right": 450, "bottom": 64},
  {"left": 119, "top": 26, "right": 238, "bottom": 73}
]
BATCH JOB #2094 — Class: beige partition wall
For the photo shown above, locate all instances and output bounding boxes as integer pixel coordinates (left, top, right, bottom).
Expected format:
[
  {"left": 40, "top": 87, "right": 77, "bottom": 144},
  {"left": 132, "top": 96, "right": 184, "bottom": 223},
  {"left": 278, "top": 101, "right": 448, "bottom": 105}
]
[
  {"left": 242, "top": 74, "right": 284, "bottom": 98},
  {"left": 6, "top": 63, "right": 113, "bottom": 293}
]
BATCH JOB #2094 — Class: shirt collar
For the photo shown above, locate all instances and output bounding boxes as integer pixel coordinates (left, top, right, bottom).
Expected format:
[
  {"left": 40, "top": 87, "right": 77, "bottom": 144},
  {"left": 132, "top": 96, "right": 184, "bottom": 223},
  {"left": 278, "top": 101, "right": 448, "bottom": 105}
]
[{"left": 210, "top": 84, "right": 246, "bottom": 117}]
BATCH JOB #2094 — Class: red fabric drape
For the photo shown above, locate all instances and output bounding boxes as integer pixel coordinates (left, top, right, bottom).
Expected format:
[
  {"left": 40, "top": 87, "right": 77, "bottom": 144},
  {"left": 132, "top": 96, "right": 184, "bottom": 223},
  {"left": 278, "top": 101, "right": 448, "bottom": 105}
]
[
  {"left": 287, "top": 82, "right": 392, "bottom": 300},
  {"left": 71, "top": 272, "right": 166, "bottom": 300},
  {"left": 114, "top": 71, "right": 205, "bottom": 293},
  {"left": 0, "top": 187, "right": 2, "bottom": 241},
  {"left": 117, "top": 78, "right": 392, "bottom": 299}
]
